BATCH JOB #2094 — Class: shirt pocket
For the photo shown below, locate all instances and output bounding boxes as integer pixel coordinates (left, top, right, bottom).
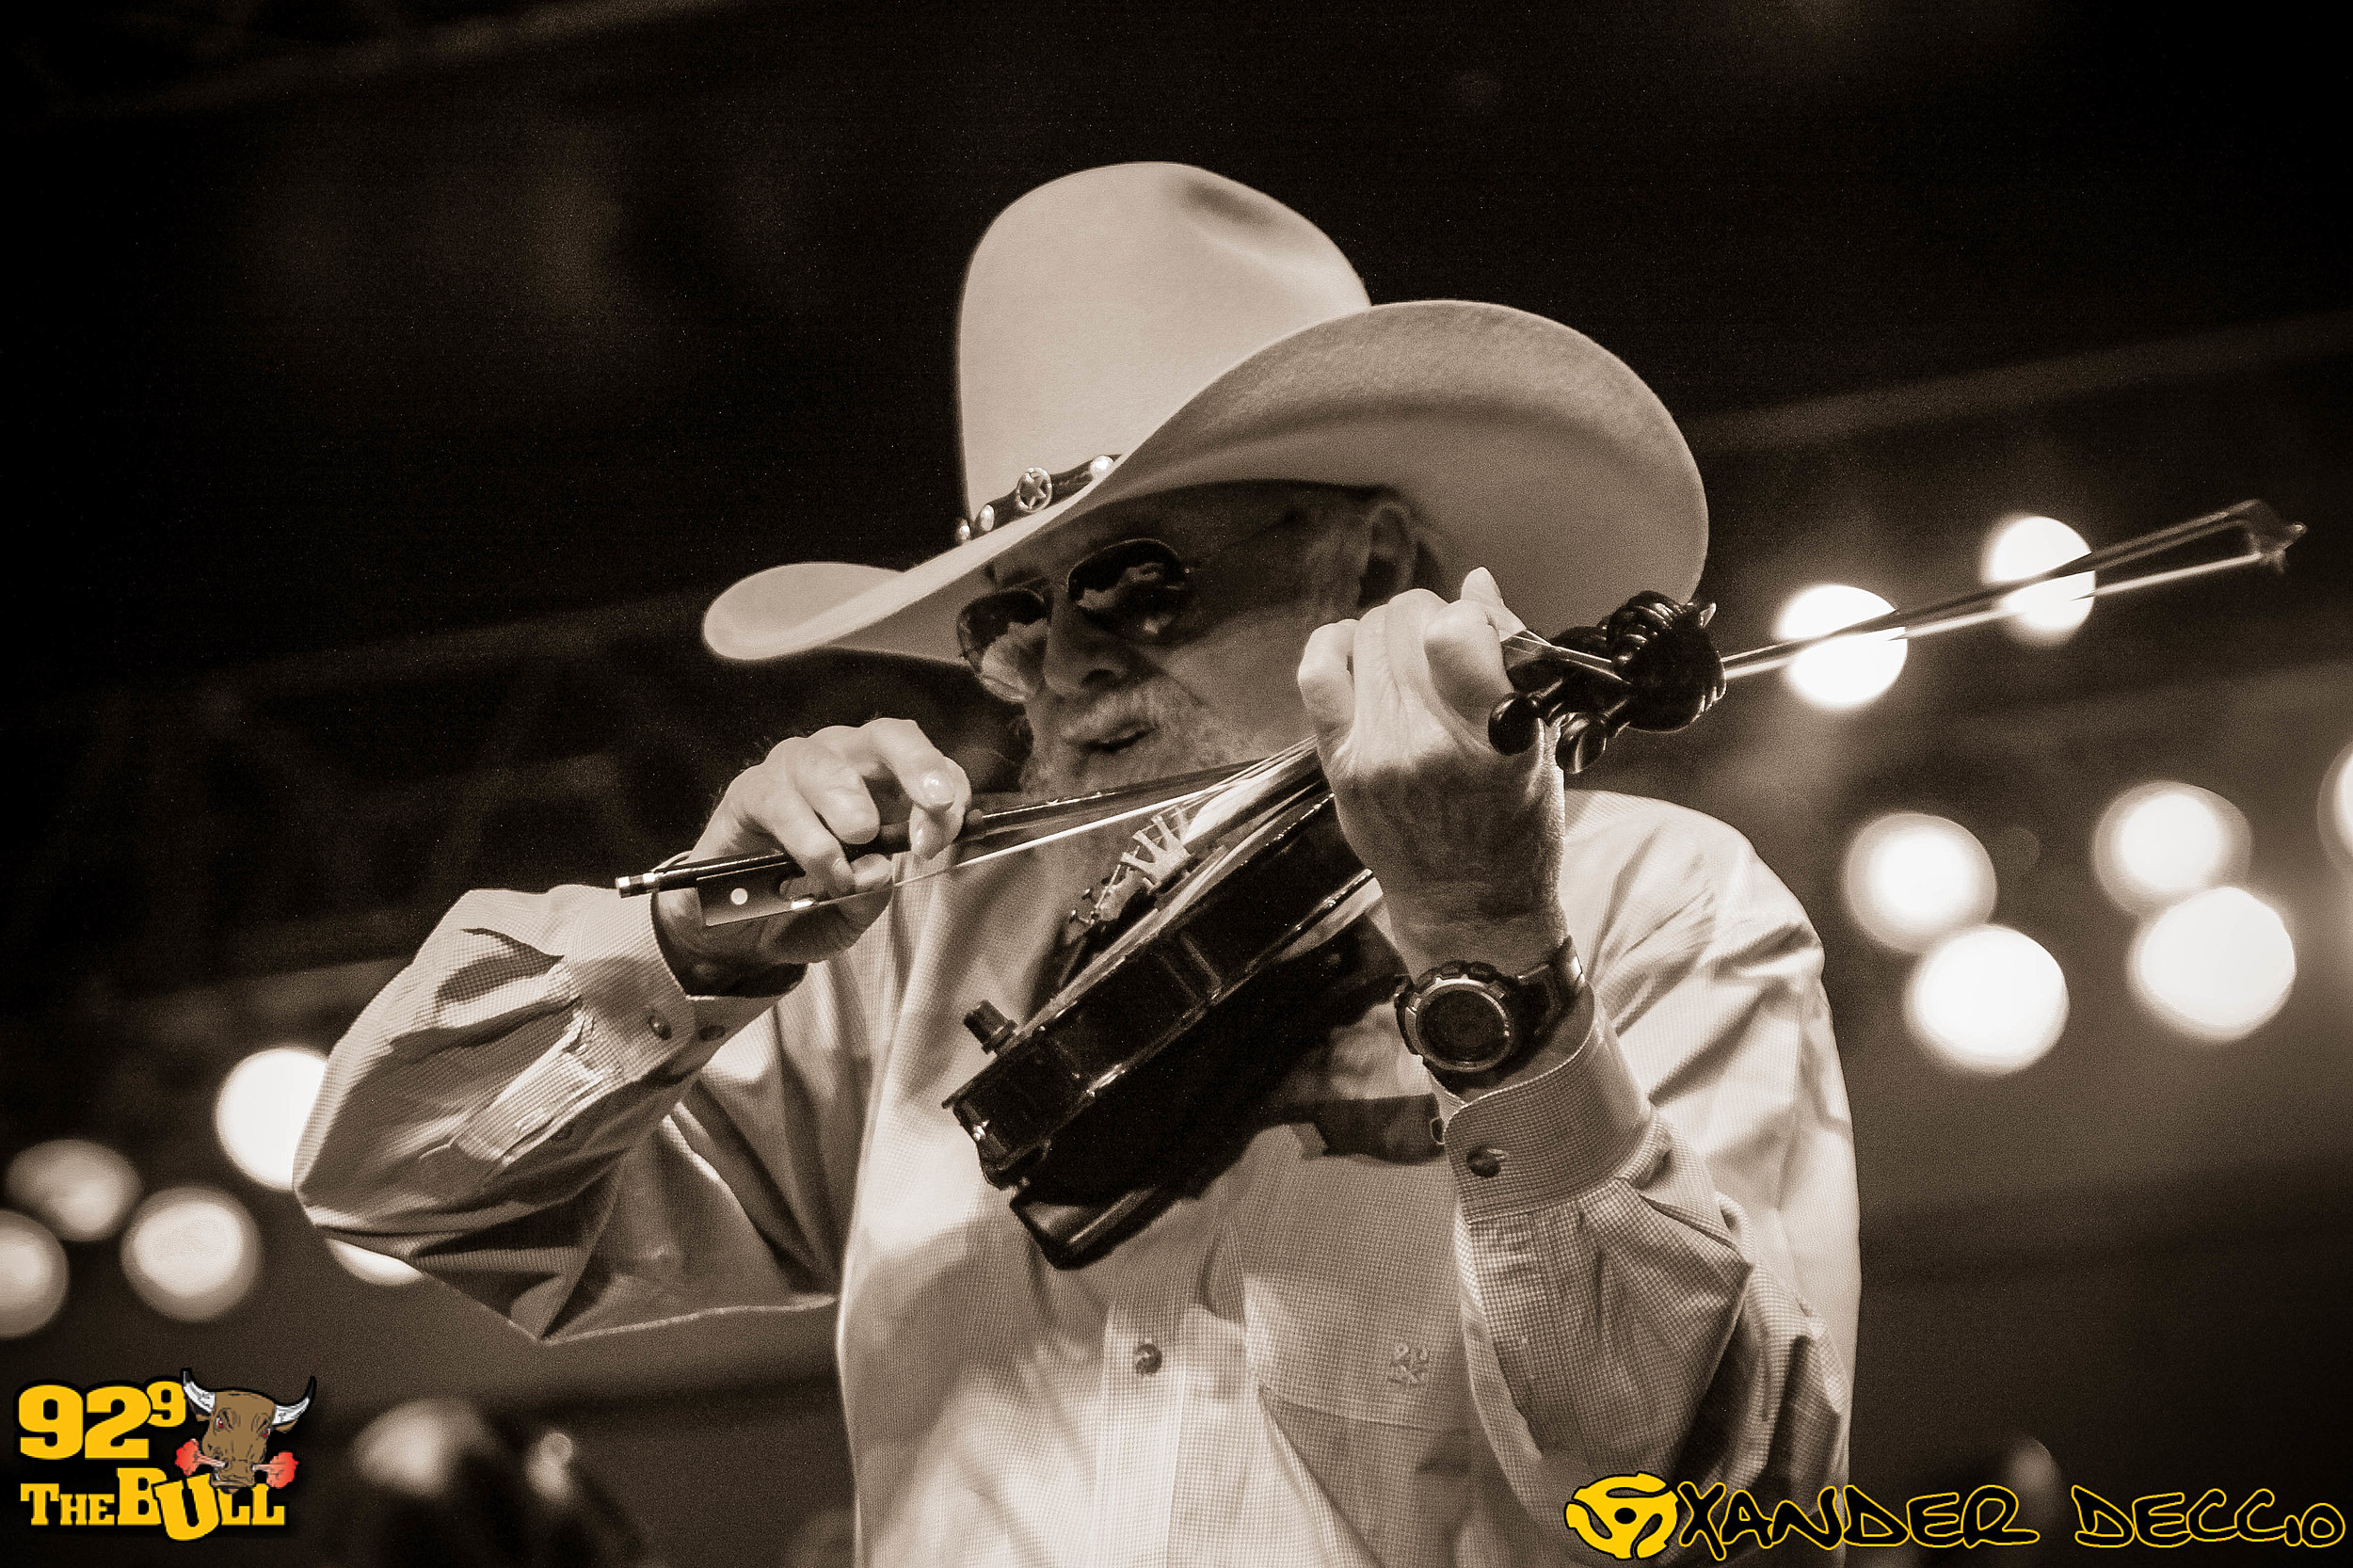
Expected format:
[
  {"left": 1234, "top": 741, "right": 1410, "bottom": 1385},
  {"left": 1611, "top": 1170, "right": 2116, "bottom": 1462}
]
[{"left": 1242, "top": 1151, "right": 1473, "bottom": 1432}]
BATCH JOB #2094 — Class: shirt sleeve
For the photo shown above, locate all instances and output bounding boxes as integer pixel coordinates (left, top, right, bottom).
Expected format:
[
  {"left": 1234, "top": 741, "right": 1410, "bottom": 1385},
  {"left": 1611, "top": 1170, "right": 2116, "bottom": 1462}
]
[
  {"left": 293, "top": 883, "right": 878, "bottom": 1342},
  {"left": 1432, "top": 811, "right": 1858, "bottom": 1554}
]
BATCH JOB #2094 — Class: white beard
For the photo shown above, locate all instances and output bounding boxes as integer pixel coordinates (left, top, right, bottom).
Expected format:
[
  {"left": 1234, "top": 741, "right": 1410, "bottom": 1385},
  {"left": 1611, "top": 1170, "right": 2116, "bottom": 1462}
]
[{"left": 1013, "top": 675, "right": 1269, "bottom": 907}]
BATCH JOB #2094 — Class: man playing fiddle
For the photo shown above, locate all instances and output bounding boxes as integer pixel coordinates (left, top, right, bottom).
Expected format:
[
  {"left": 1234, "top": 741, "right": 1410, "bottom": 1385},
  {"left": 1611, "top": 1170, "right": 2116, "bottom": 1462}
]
[{"left": 300, "top": 164, "right": 1859, "bottom": 1564}]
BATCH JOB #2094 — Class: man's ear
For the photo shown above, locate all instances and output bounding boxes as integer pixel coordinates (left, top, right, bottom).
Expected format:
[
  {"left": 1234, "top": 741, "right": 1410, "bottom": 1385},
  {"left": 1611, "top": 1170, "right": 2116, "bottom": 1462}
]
[{"left": 1356, "top": 493, "right": 1451, "bottom": 608}]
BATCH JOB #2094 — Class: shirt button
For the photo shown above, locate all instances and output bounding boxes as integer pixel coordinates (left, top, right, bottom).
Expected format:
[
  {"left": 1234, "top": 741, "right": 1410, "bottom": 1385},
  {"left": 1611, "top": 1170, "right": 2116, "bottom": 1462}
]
[
  {"left": 698, "top": 1024, "right": 727, "bottom": 1043},
  {"left": 648, "top": 1014, "right": 672, "bottom": 1040},
  {"left": 1465, "top": 1145, "right": 1506, "bottom": 1179},
  {"left": 1131, "top": 1341, "right": 1162, "bottom": 1376}
]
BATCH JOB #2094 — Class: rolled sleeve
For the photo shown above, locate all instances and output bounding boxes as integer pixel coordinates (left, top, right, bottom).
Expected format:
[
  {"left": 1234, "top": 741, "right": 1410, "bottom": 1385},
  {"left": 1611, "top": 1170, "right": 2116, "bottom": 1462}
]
[
  {"left": 1439, "top": 797, "right": 1856, "bottom": 1546},
  {"left": 296, "top": 882, "right": 851, "bottom": 1341}
]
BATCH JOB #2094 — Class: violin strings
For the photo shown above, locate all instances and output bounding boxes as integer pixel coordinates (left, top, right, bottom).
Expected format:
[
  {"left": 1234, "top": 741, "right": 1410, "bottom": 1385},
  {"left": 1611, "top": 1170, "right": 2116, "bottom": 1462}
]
[
  {"left": 777, "top": 622, "right": 1549, "bottom": 918},
  {"left": 760, "top": 774, "right": 1251, "bottom": 917}
]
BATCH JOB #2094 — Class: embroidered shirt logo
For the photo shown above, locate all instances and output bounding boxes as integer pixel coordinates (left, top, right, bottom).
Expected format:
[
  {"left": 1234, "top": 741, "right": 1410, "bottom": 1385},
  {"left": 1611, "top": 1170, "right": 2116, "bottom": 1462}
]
[{"left": 1385, "top": 1343, "right": 1430, "bottom": 1387}]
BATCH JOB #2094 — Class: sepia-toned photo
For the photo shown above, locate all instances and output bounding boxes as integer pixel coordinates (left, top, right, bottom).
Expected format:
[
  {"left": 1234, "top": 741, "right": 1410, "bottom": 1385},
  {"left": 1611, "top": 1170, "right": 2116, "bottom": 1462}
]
[{"left": 7, "top": 5, "right": 2347, "bottom": 1563}]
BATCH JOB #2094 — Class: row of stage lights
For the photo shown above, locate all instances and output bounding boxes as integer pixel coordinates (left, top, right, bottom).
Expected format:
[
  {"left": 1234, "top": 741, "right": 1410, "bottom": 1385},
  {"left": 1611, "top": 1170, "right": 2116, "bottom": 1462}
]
[
  {"left": 1786, "top": 511, "right": 2346, "bottom": 1074},
  {"left": 1772, "top": 513, "right": 2096, "bottom": 711},
  {"left": 4, "top": 513, "right": 2347, "bottom": 1336},
  {"left": 1, "top": 1047, "right": 420, "bottom": 1339},
  {"left": 1847, "top": 765, "right": 2346, "bottom": 1074}
]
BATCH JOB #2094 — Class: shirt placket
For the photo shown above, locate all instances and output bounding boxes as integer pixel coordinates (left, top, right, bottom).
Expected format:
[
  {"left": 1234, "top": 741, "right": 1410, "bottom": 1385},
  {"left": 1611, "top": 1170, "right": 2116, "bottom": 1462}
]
[{"left": 1085, "top": 1270, "right": 1192, "bottom": 1568}]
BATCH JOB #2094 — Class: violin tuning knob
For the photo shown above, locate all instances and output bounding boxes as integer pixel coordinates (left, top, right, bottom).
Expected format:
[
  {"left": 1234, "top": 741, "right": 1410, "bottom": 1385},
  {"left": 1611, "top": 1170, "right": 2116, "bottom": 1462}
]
[
  {"left": 963, "top": 1001, "right": 1017, "bottom": 1054},
  {"left": 1487, "top": 693, "right": 1542, "bottom": 756},
  {"left": 1695, "top": 601, "right": 1717, "bottom": 628},
  {"left": 1555, "top": 717, "right": 1612, "bottom": 776}
]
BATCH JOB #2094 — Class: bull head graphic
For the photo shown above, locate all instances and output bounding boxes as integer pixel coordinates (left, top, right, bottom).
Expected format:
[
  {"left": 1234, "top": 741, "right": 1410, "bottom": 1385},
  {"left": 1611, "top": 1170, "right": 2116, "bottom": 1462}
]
[{"left": 173, "top": 1368, "right": 312, "bottom": 1492}]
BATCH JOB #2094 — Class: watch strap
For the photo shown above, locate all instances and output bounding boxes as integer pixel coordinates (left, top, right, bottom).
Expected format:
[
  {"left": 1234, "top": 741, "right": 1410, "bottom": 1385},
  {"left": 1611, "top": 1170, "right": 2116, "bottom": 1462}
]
[{"left": 1507, "top": 939, "right": 1582, "bottom": 1045}]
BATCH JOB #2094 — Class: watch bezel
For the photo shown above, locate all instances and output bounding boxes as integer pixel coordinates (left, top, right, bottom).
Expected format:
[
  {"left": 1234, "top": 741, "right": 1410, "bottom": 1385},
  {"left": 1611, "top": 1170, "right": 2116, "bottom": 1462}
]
[
  {"left": 1393, "top": 941, "right": 1582, "bottom": 1078},
  {"left": 1394, "top": 961, "right": 1526, "bottom": 1073}
]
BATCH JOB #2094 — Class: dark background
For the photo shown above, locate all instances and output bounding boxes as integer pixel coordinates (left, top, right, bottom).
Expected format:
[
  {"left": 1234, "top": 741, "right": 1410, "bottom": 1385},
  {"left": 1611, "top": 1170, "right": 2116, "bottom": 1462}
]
[{"left": 7, "top": 2, "right": 2350, "bottom": 1562}]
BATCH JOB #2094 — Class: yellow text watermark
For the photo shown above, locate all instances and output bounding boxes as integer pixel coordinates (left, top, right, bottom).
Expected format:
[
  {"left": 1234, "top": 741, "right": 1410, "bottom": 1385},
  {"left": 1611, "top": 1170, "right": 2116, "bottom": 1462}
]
[{"left": 1567, "top": 1475, "right": 2346, "bottom": 1559}]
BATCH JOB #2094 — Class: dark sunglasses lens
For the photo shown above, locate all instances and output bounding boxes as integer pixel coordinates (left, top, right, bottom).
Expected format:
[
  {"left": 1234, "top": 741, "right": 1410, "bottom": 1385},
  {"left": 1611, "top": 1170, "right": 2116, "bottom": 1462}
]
[
  {"left": 957, "top": 589, "right": 1049, "bottom": 699},
  {"left": 1068, "top": 539, "right": 1193, "bottom": 643}
]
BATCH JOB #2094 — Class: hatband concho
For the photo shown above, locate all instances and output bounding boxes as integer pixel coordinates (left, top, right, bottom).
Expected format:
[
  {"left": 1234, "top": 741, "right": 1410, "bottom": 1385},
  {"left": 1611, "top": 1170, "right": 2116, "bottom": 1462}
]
[{"left": 955, "top": 455, "right": 1120, "bottom": 544}]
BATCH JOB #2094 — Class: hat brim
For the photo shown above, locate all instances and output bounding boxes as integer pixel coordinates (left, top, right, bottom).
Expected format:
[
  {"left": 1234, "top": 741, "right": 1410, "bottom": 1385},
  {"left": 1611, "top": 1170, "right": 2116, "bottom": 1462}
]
[{"left": 703, "top": 300, "right": 1705, "bottom": 664}]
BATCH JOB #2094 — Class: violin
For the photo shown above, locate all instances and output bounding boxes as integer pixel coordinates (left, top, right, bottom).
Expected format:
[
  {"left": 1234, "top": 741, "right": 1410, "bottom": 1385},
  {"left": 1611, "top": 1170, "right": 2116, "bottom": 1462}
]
[
  {"left": 621, "top": 499, "right": 2303, "bottom": 1267},
  {"left": 939, "top": 590, "right": 1732, "bottom": 1266}
]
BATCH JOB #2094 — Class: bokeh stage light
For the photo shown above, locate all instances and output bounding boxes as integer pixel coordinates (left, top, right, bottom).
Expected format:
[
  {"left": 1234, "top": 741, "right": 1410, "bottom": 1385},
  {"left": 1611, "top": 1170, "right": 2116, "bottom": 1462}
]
[
  {"left": 2129, "top": 887, "right": 2297, "bottom": 1042},
  {"left": 1774, "top": 584, "right": 1907, "bottom": 710},
  {"left": 215, "top": 1044, "right": 328, "bottom": 1191},
  {"left": 0, "top": 1209, "right": 70, "bottom": 1338},
  {"left": 328, "top": 1236, "right": 424, "bottom": 1287},
  {"left": 1905, "top": 925, "right": 2069, "bottom": 1074},
  {"left": 1842, "top": 812, "right": 1998, "bottom": 952},
  {"left": 6, "top": 1139, "right": 141, "bottom": 1242},
  {"left": 2325, "top": 737, "right": 2353, "bottom": 874},
  {"left": 1982, "top": 514, "right": 2095, "bottom": 643},
  {"left": 120, "top": 1186, "right": 262, "bottom": 1322},
  {"left": 2092, "top": 781, "right": 2249, "bottom": 913}
]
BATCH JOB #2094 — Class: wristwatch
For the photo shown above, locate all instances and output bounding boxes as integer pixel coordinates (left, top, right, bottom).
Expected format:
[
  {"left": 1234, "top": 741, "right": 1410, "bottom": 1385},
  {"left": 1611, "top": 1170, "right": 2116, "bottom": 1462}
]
[{"left": 1393, "top": 937, "right": 1584, "bottom": 1077}]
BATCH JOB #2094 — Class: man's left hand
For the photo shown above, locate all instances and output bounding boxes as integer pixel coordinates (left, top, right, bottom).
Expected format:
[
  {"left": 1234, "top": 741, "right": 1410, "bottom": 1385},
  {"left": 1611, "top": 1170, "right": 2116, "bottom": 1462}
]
[{"left": 1298, "top": 568, "right": 1569, "bottom": 978}]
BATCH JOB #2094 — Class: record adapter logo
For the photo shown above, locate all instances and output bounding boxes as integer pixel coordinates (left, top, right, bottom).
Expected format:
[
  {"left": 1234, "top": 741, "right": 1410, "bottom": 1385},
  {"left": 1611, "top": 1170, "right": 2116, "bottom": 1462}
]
[{"left": 1563, "top": 1471, "right": 1680, "bottom": 1560}]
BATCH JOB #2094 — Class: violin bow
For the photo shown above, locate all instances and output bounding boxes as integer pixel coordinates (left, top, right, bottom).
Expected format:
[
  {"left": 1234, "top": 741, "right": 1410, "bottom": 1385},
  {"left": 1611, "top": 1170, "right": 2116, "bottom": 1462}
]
[{"left": 619, "top": 498, "right": 2302, "bottom": 923}]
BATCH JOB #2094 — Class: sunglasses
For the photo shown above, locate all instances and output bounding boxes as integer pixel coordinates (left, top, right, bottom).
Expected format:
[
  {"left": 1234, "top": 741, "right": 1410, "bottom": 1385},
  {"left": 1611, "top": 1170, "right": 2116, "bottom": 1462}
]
[{"left": 957, "top": 536, "right": 1205, "bottom": 702}]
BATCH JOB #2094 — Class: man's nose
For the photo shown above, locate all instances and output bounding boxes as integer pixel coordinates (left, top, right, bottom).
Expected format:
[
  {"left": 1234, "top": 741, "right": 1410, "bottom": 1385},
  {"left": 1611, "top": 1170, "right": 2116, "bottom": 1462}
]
[{"left": 1038, "top": 594, "right": 1144, "bottom": 697}]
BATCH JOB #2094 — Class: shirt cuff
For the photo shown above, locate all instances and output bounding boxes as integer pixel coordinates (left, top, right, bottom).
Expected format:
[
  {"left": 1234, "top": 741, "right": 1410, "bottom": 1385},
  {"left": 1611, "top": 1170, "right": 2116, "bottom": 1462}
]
[
  {"left": 568, "top": 891, "right": 786, "bottom": 1070},
  {"left": 1431, "top": 985, "right": 1653, "bottom": 1223}
]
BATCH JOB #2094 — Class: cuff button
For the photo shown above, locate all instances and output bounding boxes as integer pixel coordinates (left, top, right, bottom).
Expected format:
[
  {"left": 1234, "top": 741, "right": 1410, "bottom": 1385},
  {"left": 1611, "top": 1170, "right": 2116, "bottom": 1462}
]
[
  {"left": 648, "top": 1014, "right": 672, "bottom": 1040},
  {"left": 1464, "top": 1146, "right": 1505, "bottom": 1179}
]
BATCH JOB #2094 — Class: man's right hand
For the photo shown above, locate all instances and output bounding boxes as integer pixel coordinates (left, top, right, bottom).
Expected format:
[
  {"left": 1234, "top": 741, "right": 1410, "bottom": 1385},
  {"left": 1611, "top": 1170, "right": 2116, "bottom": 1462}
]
[{"left": 652, "top": 718, "right": 969, "bottom": 992}]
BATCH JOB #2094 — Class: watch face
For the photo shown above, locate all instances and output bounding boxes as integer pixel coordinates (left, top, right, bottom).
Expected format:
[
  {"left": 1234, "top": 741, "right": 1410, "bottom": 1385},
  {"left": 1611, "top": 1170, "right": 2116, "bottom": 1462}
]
[{"left": 1417, "top": 986, "right": 1513, "bottom": 1069}]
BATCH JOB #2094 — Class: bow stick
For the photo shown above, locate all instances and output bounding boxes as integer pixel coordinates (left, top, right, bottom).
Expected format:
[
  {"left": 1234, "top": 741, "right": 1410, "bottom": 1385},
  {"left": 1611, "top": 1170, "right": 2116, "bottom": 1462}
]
[
  {"left": 619, "top": 498, "right": 2302, "bottom": 924},
  {"left": 1717, "top": 497, "right": 2300, "bottom": 680}
]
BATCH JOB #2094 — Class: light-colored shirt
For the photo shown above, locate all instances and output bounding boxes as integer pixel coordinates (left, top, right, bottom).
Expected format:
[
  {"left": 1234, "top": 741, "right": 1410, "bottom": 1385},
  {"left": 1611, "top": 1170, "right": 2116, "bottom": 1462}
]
[{"left": 297, "top": 787, "right": 1858, "bottom": 1566}]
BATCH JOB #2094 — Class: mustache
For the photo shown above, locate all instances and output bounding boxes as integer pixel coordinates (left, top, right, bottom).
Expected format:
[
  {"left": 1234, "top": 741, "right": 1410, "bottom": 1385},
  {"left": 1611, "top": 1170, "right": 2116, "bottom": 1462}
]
[
  {"left": 1012, "top": 677, "right": 1265, "bottom": 904},
  {"left": 1018, "top": 678, "right": 1256, "bottom": 796}
]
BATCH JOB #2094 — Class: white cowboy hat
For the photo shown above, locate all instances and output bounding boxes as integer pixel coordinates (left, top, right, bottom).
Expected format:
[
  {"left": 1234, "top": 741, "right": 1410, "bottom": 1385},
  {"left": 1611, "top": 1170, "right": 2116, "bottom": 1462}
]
[{"left": 703, "top": 162, "right": 1705, "bottom": 664}]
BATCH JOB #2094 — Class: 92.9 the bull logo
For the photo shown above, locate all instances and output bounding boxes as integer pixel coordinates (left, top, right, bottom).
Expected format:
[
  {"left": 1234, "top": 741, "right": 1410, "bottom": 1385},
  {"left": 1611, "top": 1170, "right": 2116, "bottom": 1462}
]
[{"left": 17, "top": 1369, "right": 313, "bottom": 1540}]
